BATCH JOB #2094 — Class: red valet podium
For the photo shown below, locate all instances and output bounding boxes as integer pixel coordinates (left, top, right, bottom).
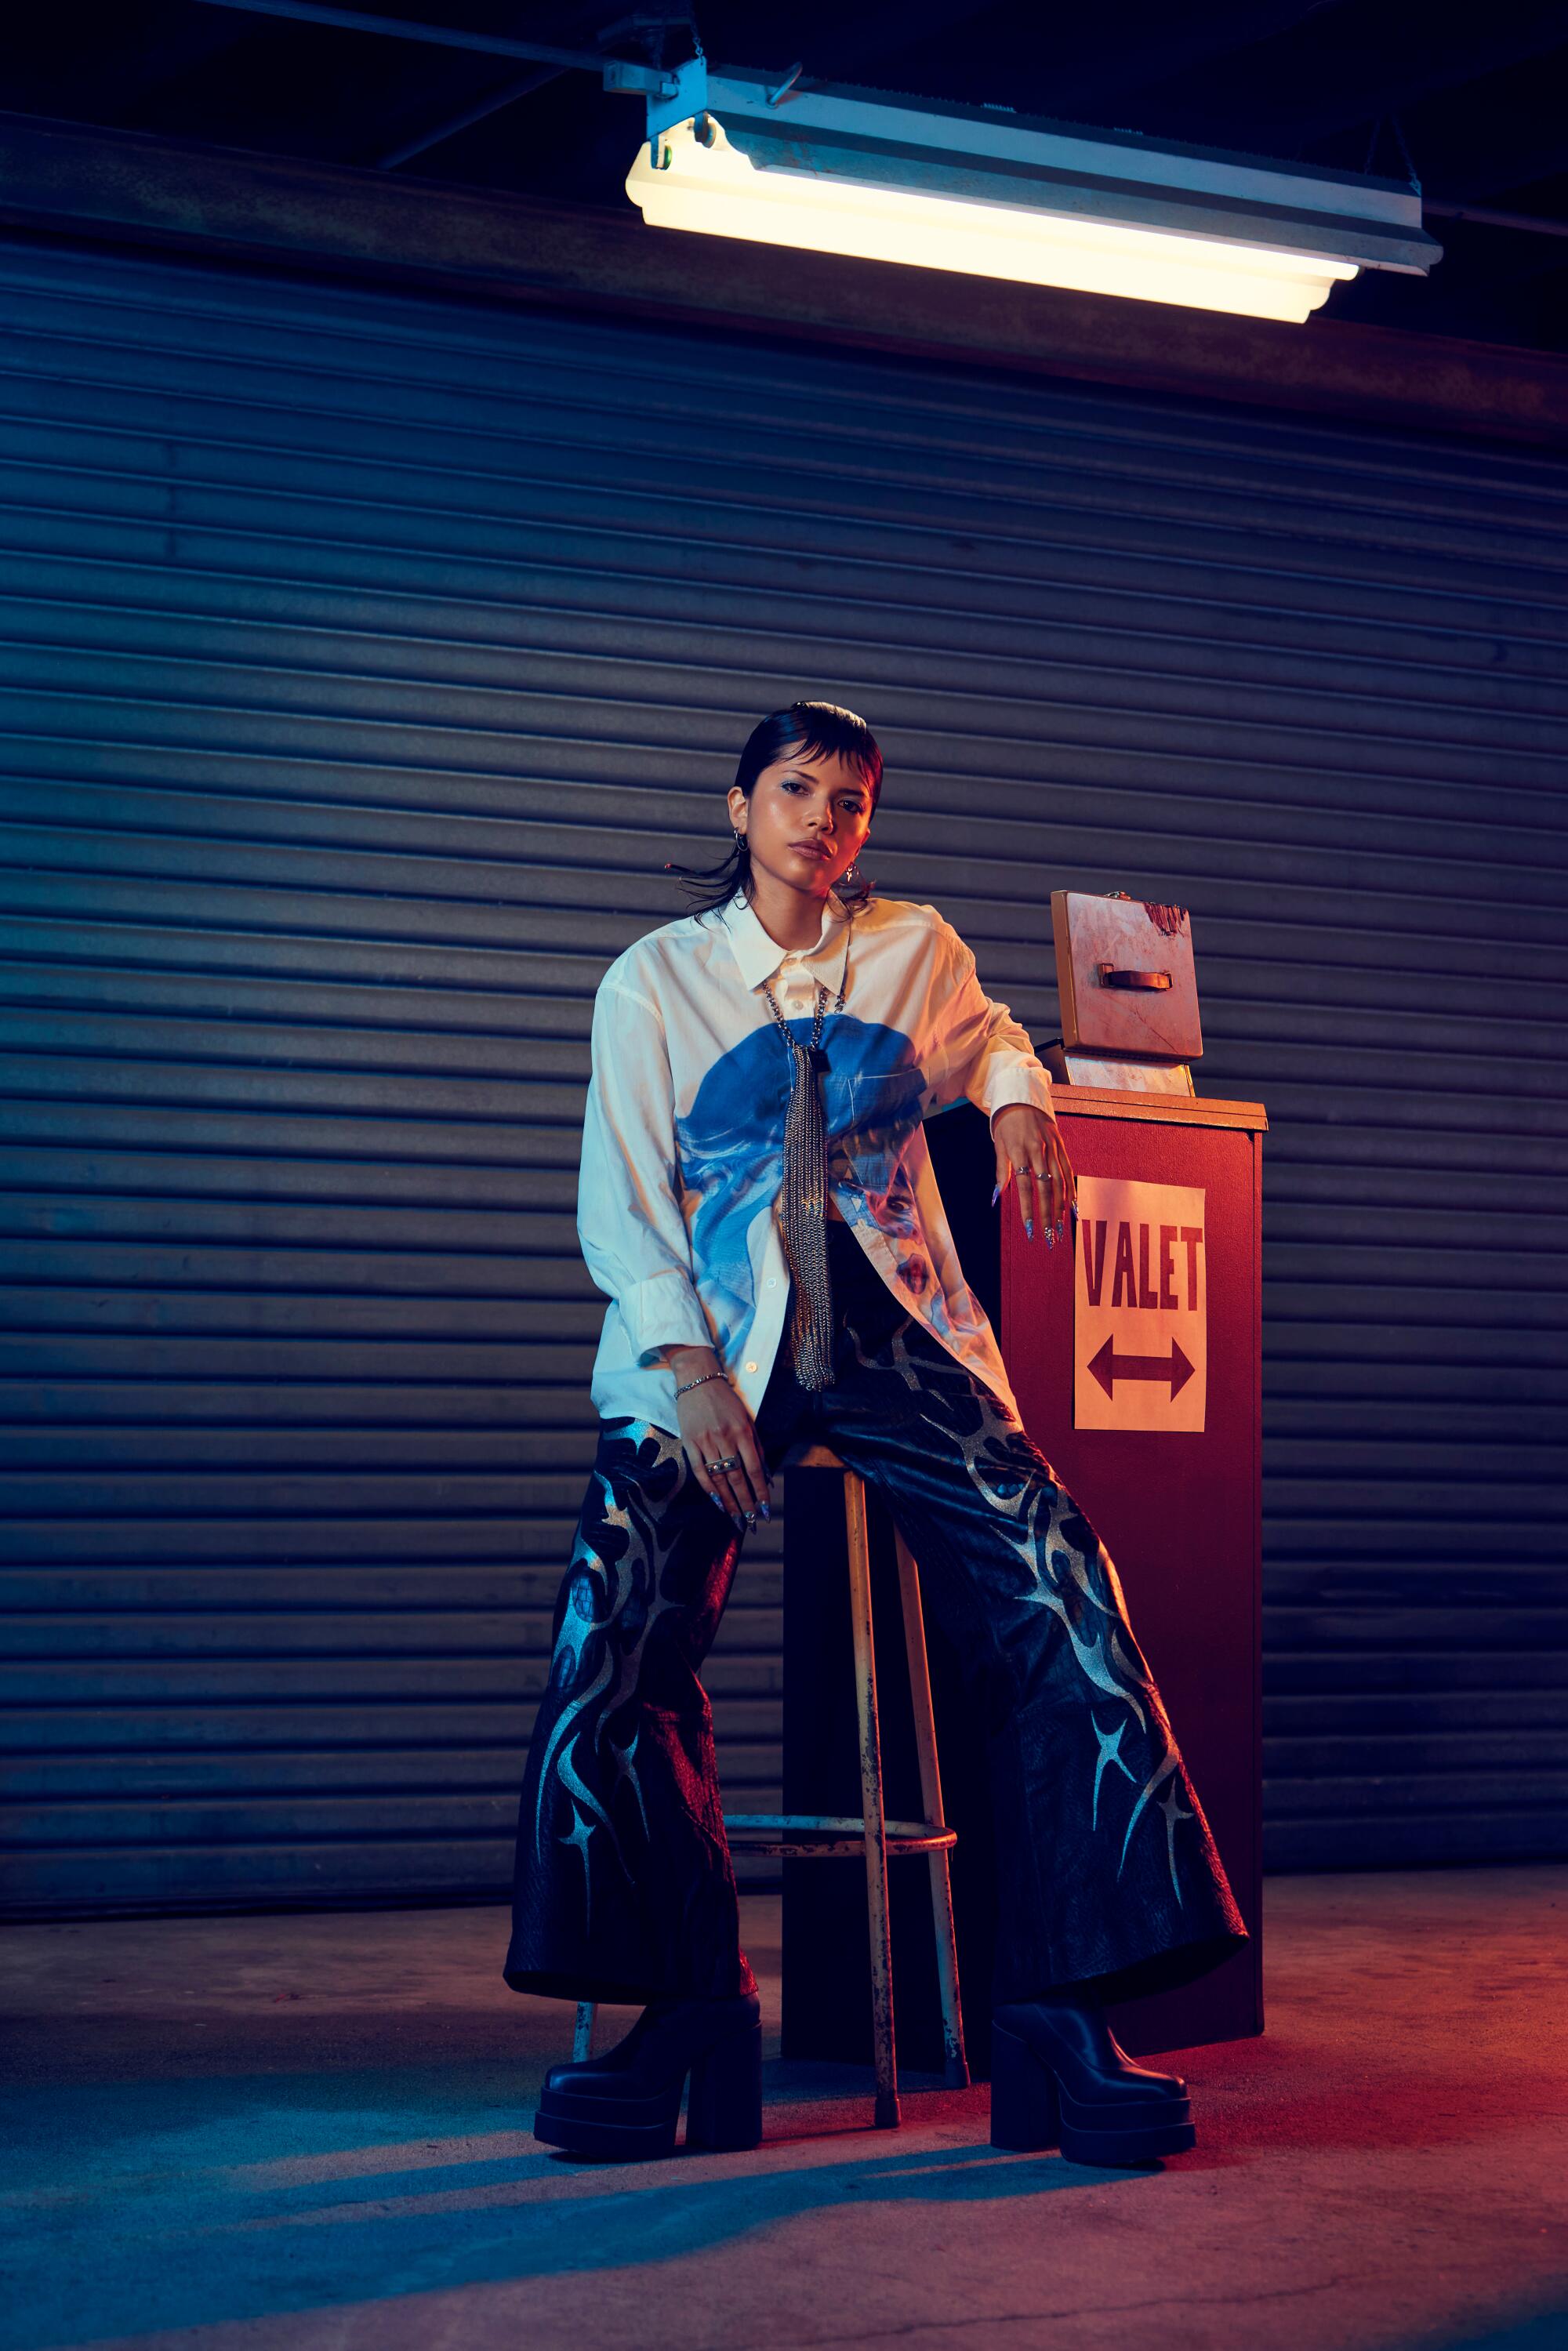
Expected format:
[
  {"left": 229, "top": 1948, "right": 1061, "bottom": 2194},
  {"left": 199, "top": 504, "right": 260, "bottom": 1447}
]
[{"left": 1003, "top": 1086, "right": 1267, "bottom": 2056}]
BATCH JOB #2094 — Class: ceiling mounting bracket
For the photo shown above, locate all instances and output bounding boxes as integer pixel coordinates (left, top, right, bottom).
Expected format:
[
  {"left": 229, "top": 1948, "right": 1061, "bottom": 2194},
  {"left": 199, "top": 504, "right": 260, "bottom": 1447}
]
[{"left": 604, "top": 49, "right": 708, "bottom": 168}]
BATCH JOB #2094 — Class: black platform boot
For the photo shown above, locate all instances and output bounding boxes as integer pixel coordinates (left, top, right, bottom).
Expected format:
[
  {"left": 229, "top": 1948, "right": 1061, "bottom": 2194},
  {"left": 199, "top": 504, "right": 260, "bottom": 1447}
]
[
  {"left": 991, "top": 1996, "right": 1196, "bottom": 2166},
  {"left": 534, "top": 1991, "right": 763, "bottom": 2161}
]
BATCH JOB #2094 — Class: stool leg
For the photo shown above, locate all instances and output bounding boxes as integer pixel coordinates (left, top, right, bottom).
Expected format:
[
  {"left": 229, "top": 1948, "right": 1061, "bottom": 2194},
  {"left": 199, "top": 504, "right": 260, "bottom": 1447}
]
[
  {"left": 894, "top": 1527, "right": 971, "bottom": 2090},
  {"left": 844, "top": 1470, "right": 900, "bottom": 2129},
  {"left": 572, "top": 2001, "right": 595, "bottom": 2063}
]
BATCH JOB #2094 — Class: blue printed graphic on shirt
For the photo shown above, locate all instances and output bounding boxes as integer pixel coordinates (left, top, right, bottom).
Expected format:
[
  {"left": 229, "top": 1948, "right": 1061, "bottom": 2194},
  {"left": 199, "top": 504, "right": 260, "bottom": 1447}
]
[{"left": 673, "top": 1017, "right": 927, "bottom": 1362}]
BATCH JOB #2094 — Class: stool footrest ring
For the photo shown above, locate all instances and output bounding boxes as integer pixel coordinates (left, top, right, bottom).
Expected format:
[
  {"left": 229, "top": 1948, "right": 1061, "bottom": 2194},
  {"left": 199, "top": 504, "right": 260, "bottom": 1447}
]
[{"left": 723, "top": 1812, "right": 955, "bottom": 1857}]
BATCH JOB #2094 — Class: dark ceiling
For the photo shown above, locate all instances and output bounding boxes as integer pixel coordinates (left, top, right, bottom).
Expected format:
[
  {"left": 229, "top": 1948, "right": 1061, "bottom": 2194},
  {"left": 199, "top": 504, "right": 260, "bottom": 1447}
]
[{"left": 6, "top": 0, "right": 1567, "bottom": 352}]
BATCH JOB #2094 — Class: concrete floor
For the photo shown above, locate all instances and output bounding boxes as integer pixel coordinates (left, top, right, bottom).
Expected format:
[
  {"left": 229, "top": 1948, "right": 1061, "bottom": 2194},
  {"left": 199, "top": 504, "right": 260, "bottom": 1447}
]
[{"left": 2, "top": 1868, "right": 1566, "bottom": 2351}]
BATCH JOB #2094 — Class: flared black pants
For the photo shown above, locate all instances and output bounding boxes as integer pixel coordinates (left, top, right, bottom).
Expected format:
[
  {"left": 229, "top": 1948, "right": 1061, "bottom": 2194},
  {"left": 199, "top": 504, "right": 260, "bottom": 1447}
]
[{"left": 506, "top": 1220, "right": 1247, "bottom": 2010}]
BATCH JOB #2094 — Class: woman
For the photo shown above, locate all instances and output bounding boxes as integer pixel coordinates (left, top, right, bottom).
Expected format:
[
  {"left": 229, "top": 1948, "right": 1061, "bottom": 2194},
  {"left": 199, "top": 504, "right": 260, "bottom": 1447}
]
[{"left": 506, "top": 701, "right": 1247, "bottom": 2167}]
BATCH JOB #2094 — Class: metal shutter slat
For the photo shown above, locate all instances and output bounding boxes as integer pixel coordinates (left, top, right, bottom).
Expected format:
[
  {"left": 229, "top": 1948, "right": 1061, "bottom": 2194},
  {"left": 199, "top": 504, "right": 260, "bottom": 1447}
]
[{"left": 0, "top": 236, "right": 1561, "bottom": 1909}]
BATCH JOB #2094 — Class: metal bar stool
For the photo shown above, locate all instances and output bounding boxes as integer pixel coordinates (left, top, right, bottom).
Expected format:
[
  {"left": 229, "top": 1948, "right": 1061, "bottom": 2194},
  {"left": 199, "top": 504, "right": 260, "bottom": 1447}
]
[{"left": 571, "top": 1441, "right": 968, "bottom": 2131}]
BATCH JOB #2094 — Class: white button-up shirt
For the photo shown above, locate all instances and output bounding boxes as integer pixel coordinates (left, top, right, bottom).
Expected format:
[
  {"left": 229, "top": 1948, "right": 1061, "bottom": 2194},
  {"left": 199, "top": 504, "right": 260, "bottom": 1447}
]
[{"left": 579, "top": 886, "right": 1056, "bottom": 1429}]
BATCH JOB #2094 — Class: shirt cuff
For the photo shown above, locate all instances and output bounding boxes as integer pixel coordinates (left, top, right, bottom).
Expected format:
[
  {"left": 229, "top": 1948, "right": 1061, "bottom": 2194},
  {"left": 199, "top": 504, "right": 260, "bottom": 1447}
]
[
  {"left": 623, "top": 1268, "right": 714, "bottom": 1362},
  {"left": 985, "top": 1069, "right": 1057, "bottom": 1127}
]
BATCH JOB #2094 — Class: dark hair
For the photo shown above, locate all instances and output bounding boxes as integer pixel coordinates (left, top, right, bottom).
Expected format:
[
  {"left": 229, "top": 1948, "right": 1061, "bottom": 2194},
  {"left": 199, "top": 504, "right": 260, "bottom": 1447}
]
[{"left": 664, "top": 701, "right": 884, "bottom": 918}]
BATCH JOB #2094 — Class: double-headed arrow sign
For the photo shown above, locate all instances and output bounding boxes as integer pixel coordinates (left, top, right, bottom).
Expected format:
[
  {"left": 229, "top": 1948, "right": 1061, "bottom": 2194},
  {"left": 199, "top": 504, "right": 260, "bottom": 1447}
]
[{"left": 1087, "top": 1333, "right": 1195, "bottom": 1401}]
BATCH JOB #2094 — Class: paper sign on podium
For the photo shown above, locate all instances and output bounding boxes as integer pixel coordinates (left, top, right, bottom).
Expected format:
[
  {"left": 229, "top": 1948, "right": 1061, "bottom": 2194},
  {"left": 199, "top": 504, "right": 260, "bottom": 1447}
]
[{"left": 1073, "top": 1174, "right": 1207, "bottom": 1433}]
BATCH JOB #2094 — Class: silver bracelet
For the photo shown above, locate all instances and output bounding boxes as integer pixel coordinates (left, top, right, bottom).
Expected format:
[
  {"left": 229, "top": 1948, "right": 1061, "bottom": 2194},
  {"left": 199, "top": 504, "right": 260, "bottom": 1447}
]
[{"left": 673, "top": 1368, "right": 728, "bottom": 1399}]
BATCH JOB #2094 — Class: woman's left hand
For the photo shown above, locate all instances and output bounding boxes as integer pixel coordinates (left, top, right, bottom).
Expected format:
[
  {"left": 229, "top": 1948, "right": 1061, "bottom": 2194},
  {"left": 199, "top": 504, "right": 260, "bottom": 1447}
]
[{"left": 991, "top": 1105, "right": 1076, "bottom": 1245}]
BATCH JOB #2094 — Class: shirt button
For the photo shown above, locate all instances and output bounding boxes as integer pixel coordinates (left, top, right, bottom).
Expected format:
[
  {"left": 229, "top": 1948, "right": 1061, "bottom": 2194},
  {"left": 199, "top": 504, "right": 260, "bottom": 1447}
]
[
  {"left": 766, "top": 1277, "right": 778, "bottom": 1287},
  {"left": 745, "top": 1360, "right": 758, "bottom": 1373}
]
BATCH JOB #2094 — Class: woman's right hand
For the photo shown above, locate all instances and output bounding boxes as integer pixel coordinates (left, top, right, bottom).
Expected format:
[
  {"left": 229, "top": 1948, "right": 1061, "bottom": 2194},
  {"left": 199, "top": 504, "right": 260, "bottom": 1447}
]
[{"left": 667, "top": 1347, "right": 771, "bottom": 1527}]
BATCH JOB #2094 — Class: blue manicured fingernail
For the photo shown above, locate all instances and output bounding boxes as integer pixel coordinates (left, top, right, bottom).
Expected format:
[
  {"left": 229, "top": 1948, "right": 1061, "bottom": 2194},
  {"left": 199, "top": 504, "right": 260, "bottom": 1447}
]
[
  {"left": 760, "top": 1502, "right": 771, "bottom": 1521},
  {"left": 1025, "top": 1218, "right": 1033, "bottom": 1241},
  {"left": 990, "top": 1185, "right": 1001, "bottom": 1207},
  {"left": 1047, "top": 1226, "right": 1055, "bottom": 1248},
  {"left": 710, "top": 1493, "right": 726, "bottom": 1511}
]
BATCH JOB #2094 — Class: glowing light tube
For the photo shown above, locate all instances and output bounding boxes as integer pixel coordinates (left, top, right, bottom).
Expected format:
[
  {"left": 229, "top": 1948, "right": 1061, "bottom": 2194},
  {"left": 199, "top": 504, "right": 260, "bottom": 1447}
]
[{"left": 627, "top": 117, "right": 1360, "bottom": 324}]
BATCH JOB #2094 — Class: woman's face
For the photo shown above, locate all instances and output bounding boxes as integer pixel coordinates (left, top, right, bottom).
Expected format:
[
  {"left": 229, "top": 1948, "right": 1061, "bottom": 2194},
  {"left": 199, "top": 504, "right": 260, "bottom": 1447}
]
[{"left": 729, "top": 748, "right": 874, "bottom": 903}]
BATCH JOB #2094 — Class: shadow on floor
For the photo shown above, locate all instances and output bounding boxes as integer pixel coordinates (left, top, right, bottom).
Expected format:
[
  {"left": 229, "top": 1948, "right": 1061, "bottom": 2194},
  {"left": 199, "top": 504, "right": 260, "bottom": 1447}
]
[
  {"left": 5, "top": 1874, "right": 1565, "bottom": 2351},
  {"left": 0, "top": 2077, "right": 1134, "bottom": 2351}
]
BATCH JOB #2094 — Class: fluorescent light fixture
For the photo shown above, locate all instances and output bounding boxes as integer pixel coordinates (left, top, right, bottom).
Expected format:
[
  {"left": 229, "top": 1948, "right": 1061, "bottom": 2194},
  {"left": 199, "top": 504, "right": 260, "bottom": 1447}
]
[{"left": 624, "top": 64, "right": 1442, "bottom": 324}]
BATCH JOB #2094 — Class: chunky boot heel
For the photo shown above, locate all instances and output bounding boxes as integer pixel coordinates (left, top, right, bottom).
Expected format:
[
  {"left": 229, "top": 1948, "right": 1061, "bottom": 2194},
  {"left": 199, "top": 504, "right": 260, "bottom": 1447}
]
[
  {"left": 989, "top": 2021, "right": 1061, "bottom": 2152},
  {"left": 685, "top": 2020, "right": 764, "bottom": 2152},
  {"left": 534, "top": 1991, "right": 760, "bottom": 2163},
  {"left": 992, "top": 1997, "right": 1197, "bottom": 2168}
]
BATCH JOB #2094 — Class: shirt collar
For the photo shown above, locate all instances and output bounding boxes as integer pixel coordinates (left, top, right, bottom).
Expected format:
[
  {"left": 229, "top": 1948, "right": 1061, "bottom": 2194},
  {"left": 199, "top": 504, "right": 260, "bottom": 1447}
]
[{"left": 719, "top": 887, "right": 852, "bottom": 1001}]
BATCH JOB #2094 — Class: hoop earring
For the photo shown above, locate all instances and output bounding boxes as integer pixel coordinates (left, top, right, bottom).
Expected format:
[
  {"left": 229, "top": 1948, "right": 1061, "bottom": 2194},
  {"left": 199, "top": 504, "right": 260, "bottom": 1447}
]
[{"left": 732, "top": 827, "right": 746, "bottom": 850}]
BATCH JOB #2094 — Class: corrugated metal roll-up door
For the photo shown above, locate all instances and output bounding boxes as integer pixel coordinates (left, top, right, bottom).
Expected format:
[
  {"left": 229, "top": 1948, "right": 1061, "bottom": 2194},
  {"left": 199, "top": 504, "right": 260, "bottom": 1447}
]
[{"left": 0, "top": 234, "right": 1563, "bottom": 1914}]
